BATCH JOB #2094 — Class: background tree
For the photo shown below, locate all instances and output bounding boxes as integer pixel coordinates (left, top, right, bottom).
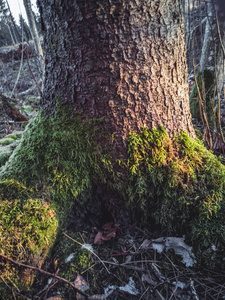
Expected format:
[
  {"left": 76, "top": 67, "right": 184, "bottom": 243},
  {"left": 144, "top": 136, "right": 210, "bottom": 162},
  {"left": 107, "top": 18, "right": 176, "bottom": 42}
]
[
  {"left": 184, "top": 0, "right": 225, "bottom": 149},
  {"left": 23, "top": 0, "right": 44, "bottom": 86},
  {"left": 19, "top": 14, "right": 32, "bottom": 42},
  {"left": 0, "top": 0, "right": 19, "bottom": 45}
]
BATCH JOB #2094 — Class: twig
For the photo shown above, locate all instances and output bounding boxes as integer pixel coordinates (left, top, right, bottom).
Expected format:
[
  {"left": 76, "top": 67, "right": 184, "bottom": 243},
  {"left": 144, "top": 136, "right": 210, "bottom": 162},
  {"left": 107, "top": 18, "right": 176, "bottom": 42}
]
[
  {"left": 216, "top": 12, "right": 225, "bottom": 55},
  {"left": 139, "top": 286, "right": 150, "bottom": 300},
  {"left": 0, "top": 121, "right": 29, "bottom": 124},
  {"left": 101, "top": 260, "right": 145, "bottom": 271},
  {"left": 155, "top": 289, "right": 166, "bottom": 300},
  {"left": 190, "top": 279, "right": 199, "bottom": 300},
  {"left": 63, "top": 232, "right": 110, "bottom": 274},
  {"left": 0, "top": 253, "right": 89, "bottom": 299}
]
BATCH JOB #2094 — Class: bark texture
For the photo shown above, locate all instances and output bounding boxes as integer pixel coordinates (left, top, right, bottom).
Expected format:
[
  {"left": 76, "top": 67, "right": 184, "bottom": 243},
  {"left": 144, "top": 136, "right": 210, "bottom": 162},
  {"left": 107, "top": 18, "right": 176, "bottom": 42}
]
[{"left": 37, "top": 0, "right": 195, "bottom": 155}]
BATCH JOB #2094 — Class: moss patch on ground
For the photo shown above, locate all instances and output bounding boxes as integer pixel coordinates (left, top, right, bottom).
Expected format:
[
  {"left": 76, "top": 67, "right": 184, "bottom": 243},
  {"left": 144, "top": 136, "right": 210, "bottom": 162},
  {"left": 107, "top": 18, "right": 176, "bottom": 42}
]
[
  {"left": 0, "top": 179, "right": 58, "bottom": 295},
  {"left": 53, "top": 231, "right": 94, "bottom": 282}
]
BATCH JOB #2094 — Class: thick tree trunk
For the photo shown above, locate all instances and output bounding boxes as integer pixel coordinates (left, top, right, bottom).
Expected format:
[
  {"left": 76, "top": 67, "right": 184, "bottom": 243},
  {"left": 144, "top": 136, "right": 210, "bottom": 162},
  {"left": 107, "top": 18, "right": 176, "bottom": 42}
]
[{"left": 38, "top": 0, "right": 195, "bottom": 156}]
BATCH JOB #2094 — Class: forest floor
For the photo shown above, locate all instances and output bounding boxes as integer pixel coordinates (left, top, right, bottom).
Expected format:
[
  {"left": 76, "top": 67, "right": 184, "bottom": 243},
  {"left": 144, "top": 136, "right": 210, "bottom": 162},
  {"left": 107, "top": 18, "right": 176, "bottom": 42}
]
[{"left": 1, "top": 45, "right": 225, "bottom": 300}]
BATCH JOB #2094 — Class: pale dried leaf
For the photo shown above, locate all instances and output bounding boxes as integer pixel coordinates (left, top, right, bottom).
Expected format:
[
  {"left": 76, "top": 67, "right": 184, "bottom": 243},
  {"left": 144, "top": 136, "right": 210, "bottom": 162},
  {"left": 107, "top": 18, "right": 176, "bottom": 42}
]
[
  {"left": 152, "top": 237, "right": 196, "bottom": 267},
  {"left": 94, "top": 231, "right": 103, "bottom": 244},
  {"left": 74, "top": 274, "right": 89, "bottom": 292}
]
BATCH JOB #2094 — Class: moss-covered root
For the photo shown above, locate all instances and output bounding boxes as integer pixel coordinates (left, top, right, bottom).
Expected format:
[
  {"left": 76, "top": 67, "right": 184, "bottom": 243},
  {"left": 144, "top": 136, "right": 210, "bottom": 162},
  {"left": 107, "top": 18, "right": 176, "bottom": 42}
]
[
  {"left": 0, "top": 179, "right": 58, "bottom": 293},
  {"left": 124, "top": 127, "right": 225, "bottom": 270}
]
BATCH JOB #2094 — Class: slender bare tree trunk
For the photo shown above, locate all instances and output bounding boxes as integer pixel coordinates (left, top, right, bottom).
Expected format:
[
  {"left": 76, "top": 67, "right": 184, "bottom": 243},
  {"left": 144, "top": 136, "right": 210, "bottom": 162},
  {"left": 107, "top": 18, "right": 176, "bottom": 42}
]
[
  {"left": 6, "top": 23, "right": 16, "bottom": 45},
  {"left": 23, "top": 0, "right": 44, "bottom": 89},
  {"left": 199, "top": 1, "right": 214, "bottom": 72}
]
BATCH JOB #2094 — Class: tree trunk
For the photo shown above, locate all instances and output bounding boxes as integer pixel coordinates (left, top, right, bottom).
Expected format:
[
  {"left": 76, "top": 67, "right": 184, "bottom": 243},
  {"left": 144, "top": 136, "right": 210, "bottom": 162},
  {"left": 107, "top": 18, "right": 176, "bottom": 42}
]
[
  {"left": 5, "top": 0, "right": 20, "bottom": 44},
  {"left": 23, "top": 0, "right": 44, "bottom": 88},
  {"left": 37, "top": 0, "right": 195, "bottom": 157},
  {"left": 199, "top": 1, "right": 214, "bottom": 72}
]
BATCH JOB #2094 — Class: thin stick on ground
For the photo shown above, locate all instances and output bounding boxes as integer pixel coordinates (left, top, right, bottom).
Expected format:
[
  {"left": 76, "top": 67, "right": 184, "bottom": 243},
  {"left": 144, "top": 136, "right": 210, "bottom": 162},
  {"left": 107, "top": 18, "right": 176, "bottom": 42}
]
[
  {"left": 0, "top": 253, "right": 89, "bottom": 299},
  {"left": 63, "top": 232, "right": 110, "bottom": 274}
]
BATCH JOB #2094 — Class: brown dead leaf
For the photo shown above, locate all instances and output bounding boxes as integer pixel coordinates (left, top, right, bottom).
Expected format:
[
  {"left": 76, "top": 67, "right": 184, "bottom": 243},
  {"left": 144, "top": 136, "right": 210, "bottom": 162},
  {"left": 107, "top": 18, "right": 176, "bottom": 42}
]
[
  {"left": 102, "top": 222, "right": 113, "bottom": 230},
  {"left": 94, "top": 231, "right": 104, "bottom": 244},
  {"left": 74, "top": 274, "right": 89, "bottom": 292},
  {"left": 93, "top": 223, "right": 119, "bottom": 244},
  {"left": 102, "top": 228, "right": 117, "bottom": 241}
]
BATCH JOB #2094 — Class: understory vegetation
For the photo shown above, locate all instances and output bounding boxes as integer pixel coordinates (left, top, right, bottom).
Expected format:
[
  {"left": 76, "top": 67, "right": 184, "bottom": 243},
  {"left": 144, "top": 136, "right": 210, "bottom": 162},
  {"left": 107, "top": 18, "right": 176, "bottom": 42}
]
[
  {"left": 1, "top": 105, "right": 225, "bottom": 294},
  {"left": 190, "top": 70, "right": 215, "bottom": 129}
]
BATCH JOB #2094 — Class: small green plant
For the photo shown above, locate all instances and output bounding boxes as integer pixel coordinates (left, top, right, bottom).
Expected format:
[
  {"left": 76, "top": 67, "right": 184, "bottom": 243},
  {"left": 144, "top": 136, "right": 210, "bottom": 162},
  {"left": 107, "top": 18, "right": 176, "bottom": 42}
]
[{"left": 53, "top": 231, "right": 94, "bottom": 281}]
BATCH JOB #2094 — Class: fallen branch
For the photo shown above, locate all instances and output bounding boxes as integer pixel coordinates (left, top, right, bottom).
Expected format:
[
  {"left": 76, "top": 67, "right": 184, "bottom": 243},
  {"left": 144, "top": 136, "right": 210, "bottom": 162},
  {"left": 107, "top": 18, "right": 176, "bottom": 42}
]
[{"left": 0, "top": 253, "right": 89, "bottom": 299}]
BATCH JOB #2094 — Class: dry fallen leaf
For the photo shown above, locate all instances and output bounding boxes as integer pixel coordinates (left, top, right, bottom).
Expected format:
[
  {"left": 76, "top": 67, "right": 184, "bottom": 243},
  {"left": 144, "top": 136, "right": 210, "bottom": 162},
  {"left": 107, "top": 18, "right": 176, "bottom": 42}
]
[
  {"left": 74, "top": 274, "right": 89, "bottom": 292},
  {"left": 93, "top": 223, "right": 119, "bottom": 244},
  {"left": 102, "top": 228, "right": 117, "bottom": 241},
  {"left": 94, "top": 231, "right": 104, "bottom": 244},
  {"left": 102, "top": 222, "right": 114, "bottom": 230}
]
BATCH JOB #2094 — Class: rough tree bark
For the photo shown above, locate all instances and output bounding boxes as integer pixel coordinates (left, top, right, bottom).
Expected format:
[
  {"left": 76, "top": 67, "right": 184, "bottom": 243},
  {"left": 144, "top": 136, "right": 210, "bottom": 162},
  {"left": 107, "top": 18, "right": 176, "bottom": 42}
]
[{"left": 37, "top": 0, "right": 195, "bottom": 157}]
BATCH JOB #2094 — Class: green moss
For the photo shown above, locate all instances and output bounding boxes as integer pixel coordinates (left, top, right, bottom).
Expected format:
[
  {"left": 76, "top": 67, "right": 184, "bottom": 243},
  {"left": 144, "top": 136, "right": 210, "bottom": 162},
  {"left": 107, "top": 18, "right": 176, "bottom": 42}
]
[
  {"left": 120, "top": 127, "right": 225, "bottom": 269},
  {"left": 53, "top": 231, "right": 94, "bottom": 282},
  {"left": 1, "top": 102, "right": 225, "bottom": 272},
  {"left": 0, "top": 138, "right": 14, "bottom": 145},
  {"left": 0, "top": 183, "right": 58, "bottom": 291},
  {"left": 0, "top": 178, "right": 33, "bottom": 200},
  {"left": 7, "top": 131, "right": 23, "bottom": 140},
  {"left": 0, "top": 106, "right": 107, "bottom": 211},
  {"left": 0, "top": 198, "right": 58, "bottom": 256}
]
